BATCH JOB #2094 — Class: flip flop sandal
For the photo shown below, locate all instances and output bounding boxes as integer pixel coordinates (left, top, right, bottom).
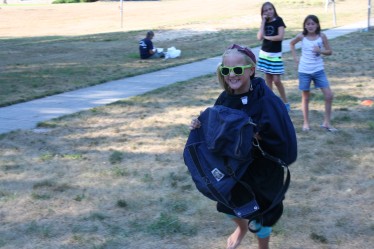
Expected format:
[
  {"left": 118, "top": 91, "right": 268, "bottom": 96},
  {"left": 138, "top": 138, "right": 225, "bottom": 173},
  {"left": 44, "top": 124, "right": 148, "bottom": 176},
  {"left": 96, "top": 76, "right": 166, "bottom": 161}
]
[{"left": 320, "top": 125, "right": 338, "bottom": 132}]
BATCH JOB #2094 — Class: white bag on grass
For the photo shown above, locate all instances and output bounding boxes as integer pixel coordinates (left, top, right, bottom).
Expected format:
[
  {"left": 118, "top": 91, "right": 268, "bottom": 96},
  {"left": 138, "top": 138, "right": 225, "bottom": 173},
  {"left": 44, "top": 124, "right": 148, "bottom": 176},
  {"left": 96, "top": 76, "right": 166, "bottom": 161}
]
[{"left": 164, "top": 46, "right": 181, "bottom": 60}]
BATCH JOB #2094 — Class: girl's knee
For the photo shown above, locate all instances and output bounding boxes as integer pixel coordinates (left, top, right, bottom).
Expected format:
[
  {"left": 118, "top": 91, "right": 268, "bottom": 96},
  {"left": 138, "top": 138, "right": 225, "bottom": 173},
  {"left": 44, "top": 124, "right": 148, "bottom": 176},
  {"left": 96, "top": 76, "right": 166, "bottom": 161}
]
[
  {"left": 322, "top": 88, "right": 334, "bottom": 100},
  {"left": 302, "top": 94, "right": 310, "bottom": 102},
  {"left": 325, "top": 92, "right": 334, "bottom": 101}
]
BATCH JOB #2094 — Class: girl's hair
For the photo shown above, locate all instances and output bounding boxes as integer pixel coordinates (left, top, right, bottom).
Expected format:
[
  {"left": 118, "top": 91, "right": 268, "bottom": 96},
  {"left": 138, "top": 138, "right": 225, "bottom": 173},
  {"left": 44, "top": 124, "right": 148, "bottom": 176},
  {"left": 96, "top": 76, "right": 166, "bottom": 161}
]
[
  {"left": 260, "top": 2, "right": 279, "bottom": 18},
  {"left": 217, "top": 45, "right": 256, "bottom": 93},
  {"left": 302, "top": 15, "right": 321, "bottom": 35}
]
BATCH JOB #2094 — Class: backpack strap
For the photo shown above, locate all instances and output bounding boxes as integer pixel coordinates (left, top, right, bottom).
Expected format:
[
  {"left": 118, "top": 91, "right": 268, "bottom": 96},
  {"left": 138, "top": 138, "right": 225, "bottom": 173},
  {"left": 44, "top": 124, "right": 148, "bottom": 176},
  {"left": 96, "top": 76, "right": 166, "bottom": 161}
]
[
  {"left": 252, "top": 137, "right": 291, "bottom": 201},
  {"left": 246, "top": 138, "right": 291, "bottom": 232},
  {"left": 247, "top": 165, "right": 290, "bottom": 233},
  {"left": 253, "top": 137, "right": 287, "bottom": 166}
]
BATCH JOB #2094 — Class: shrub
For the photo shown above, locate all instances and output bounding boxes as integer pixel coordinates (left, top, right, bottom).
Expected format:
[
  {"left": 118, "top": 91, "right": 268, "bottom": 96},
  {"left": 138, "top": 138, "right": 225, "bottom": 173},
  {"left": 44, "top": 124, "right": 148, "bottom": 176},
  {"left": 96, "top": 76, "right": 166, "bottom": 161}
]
[{"left": 52, "top": 0, "right": 98, "bottom": 4}]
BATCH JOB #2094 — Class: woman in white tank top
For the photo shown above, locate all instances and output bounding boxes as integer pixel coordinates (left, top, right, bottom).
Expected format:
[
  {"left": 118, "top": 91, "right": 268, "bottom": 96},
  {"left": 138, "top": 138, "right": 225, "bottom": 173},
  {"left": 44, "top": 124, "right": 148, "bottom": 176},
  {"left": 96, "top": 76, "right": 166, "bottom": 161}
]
[
  {"left": 298, "top": 36, "right": 324, "bottom": 73},
  {"left": 290, "top": 15, "right": 337, "bottom": 132}
]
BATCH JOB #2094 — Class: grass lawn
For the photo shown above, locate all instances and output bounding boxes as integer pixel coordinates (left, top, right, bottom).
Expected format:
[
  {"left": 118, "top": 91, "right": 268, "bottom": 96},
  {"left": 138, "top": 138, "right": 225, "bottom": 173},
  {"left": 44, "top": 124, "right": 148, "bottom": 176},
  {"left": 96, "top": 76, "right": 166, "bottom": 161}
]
[
  {"left": 0, "top": 0, "right": 373, "bottom": 248},
  {"left": 0, "top": 0, "right": 370, "bottom": 107}
]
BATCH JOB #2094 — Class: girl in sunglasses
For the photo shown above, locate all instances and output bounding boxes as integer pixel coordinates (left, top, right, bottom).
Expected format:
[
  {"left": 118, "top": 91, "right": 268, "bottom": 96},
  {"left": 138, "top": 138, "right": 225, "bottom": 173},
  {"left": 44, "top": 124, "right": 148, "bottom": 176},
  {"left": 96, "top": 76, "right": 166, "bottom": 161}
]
[
  {"left": 257, "top": 2, "right": 290, "bottom": 112},
  {"left": 190, "top": 44, "right": 296, "bottom": 249}
]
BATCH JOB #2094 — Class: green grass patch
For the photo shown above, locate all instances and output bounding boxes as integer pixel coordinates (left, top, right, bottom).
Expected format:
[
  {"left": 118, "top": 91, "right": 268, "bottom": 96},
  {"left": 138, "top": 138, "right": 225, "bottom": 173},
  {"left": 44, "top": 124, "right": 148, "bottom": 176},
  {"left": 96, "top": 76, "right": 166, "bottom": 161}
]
[
  {"left": 62, "top": 153, "right": 83, "bottom": 160},
  {"left": 109, "top": 151, "right": 123, "bottom": 164},
  {"left": 116, "top": 199, "right": 128, "bottom": 208},
  {"left": 310, "top": 232, "right": 328, "bottom": 244},
  {"left": 368, "top": 121, "right": 374, "bottom": 130},
  {"left": 0, "top": 29, "right": 267, "bottom": 107},
  {"left": 146, "top": 212, "right": 197, "bottom": 237},
  {"left": 39, "top": 153, "right": 55, "bottom": 161}
]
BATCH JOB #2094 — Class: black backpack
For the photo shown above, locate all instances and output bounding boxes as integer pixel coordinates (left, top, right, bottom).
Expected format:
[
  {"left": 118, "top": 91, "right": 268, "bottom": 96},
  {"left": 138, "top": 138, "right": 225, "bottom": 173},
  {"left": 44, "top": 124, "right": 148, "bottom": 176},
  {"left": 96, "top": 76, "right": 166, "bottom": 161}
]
[{"left": 183, "top": 105, "right": 294, "bottom": 231}]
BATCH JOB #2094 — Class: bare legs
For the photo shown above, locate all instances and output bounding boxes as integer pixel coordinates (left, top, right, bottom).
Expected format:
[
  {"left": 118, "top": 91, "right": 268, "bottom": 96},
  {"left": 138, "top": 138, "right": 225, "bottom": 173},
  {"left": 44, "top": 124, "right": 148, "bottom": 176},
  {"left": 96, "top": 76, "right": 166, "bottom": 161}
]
[
  {"left": 320, "top": 87, "right": 334, "bottom": 128},
  {"left": 265, "top": 74, "right": 288, "bottom": 103},
  {"left": 301, "top": 90, "right": 310, "bottom": 130},
  {"left": 227, "top": 218, "right": 248, "bottom": 249},
  {"left": 258, "top": 236, "right": 270, "bottom": 249},
  {"left": 301, "top": 87, "right": 334, "bottom": 130},
  {"left": 226, "top": 217, "right": 270, "bottom": 249}
]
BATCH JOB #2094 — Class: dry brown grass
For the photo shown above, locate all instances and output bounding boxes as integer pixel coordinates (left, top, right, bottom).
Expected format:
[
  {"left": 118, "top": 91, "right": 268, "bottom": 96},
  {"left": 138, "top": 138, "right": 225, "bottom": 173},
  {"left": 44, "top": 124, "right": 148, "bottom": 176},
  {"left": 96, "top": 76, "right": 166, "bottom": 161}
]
[
  {"left": 0, "top": 0, "right": 368, "bottom": 37},
  {"left": 1, "top": 30, "right": 373, "bottom": 248},
  {"left": 0, "top": 0, "right": 370, "bottom": 106},
  {"left": 0, "top": 0, "right": 374, "bottom": 248}
]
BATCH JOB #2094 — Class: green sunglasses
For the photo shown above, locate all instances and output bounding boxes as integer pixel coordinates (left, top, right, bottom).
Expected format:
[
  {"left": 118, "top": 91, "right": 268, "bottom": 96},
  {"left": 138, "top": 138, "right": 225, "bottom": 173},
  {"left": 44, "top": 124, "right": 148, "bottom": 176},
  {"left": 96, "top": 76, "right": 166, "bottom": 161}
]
[{"left": 220, "top": 65, "right": 253, "bottom": 76}]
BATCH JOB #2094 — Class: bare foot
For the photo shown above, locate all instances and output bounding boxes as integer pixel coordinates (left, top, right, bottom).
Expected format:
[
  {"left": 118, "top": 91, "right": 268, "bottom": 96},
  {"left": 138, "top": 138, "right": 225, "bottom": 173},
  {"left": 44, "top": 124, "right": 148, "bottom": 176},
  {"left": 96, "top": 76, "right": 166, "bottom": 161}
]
[{"left": 227, "top": 226, "right": 247, "bottom": 249}]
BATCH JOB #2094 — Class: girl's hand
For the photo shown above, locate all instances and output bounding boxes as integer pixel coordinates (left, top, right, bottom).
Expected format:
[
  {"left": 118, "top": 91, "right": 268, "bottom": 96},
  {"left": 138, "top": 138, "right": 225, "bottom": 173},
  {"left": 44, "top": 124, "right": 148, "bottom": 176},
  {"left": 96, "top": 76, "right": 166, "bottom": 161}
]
[
  {"left": 313, "top": 45, "right": 321, "bottom": 54},
  {"left": 189, "top": 118, "right": 201, "bottom": 130}
]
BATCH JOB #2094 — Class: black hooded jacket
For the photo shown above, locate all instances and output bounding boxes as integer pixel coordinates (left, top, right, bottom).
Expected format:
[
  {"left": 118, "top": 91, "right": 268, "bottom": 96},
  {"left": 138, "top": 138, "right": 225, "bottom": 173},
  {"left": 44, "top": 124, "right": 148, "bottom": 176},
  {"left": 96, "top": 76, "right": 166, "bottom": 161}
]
[{"left": 214, "top": 77, "right": 297, "bottom": 226}]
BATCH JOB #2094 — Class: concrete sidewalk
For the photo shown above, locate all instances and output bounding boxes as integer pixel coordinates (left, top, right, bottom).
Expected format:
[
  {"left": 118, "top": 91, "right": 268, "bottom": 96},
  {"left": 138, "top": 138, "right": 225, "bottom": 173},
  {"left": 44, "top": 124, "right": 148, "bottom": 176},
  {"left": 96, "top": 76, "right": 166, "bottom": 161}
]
[{"left": 0, "top": 20, "right": 371, "bottom": 134}]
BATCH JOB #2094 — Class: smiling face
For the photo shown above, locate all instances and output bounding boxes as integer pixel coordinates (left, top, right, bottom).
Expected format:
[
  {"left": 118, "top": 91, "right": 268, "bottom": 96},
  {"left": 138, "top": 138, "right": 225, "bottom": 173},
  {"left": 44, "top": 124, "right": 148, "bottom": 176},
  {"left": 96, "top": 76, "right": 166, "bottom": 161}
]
[
  {"left": 262, "top": 3, "right": 275, "bottom": 20},
  {"left": 222, "top": 52, "right": 254, "bottom": 94}
]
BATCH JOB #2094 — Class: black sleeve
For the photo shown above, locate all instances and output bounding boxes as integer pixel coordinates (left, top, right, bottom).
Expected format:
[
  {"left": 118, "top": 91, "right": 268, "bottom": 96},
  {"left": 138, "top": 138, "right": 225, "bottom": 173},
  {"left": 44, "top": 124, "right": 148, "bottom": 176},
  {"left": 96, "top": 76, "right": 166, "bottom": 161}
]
[
  {"left": 278, "top": 17, "right": 286, "bottom": 28},
  {"left": 257, "top": 95, "right": 296, "bottom": 164}
]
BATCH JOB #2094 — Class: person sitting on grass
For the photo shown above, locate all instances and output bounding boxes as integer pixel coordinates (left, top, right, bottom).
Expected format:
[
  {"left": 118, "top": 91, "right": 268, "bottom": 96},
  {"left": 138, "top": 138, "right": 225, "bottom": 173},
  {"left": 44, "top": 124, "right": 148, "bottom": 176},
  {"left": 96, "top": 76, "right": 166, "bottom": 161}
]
[{"left": 139, "top": 31, "right": 164, "bottom": 59}]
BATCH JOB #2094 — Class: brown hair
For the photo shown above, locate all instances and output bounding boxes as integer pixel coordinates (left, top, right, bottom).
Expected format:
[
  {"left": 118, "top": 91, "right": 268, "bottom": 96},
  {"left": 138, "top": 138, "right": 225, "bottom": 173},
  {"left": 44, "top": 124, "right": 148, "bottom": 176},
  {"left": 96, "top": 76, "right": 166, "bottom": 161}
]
[
  {"left": 302, "top": 15, "right": 321, "bottom": 35},
  {"left": 260, "top": 2, "right": 279, "bottom": 18}
]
